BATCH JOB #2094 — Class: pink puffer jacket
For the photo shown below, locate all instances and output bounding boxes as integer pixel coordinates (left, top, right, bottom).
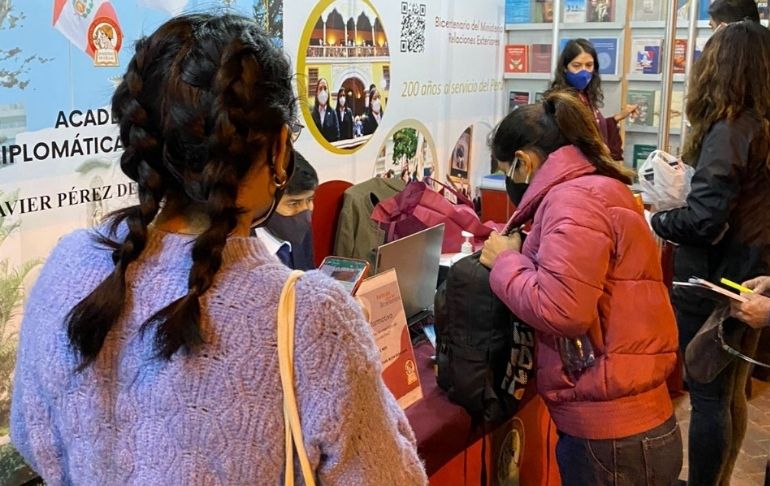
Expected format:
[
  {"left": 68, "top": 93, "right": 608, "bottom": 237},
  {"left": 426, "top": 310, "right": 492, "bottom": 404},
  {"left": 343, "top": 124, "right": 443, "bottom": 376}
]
[{"left": 490, "top": 145, "right": 678, "bottom": 439}]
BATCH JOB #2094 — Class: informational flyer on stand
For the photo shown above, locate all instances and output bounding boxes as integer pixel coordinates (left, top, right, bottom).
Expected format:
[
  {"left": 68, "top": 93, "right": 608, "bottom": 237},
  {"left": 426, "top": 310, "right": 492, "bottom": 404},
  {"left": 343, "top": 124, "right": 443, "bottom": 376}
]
[{"left": 355, "top": 269, "right": 423, "bottom": 409}]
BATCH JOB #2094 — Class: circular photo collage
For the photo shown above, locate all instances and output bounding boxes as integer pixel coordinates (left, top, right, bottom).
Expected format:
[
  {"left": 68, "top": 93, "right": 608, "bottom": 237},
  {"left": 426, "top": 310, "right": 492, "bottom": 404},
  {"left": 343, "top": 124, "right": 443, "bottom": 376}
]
[{"left": 297, "top": 0, "right": 390, "bottom": 153}]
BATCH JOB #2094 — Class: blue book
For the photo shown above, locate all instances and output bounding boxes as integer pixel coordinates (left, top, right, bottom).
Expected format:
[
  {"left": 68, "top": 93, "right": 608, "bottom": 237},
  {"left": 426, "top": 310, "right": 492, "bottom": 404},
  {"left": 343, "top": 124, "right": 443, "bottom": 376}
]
[
  {"left": 589, "top": 38, "right": 618, "bottom": 76},
  {"left": 699, "top": 0, "right": 713, "bottom": 20},
  {"left": 506, "top": 0, "right": 533, "bottom": 23},
  {"left": 559, "top": 37, "right": 572, "bottom": 54}
]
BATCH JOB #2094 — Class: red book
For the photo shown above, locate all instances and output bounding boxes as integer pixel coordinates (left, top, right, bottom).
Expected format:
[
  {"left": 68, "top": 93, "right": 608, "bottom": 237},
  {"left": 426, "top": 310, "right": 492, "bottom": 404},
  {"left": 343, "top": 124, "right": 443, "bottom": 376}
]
[
  {"left": 505, "top": 44, "right": 529, "bottom": 73},
  {"left": 673, "top": 39, "right": 687, "bottom": 74},
  {"left": 530, "top": 43, "right": 552, "bottom": 73}
]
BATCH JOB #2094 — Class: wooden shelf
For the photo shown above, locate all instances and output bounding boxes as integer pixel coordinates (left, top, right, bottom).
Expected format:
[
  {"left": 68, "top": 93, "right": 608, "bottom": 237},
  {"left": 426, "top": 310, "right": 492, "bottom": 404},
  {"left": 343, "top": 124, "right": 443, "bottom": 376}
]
[
  {"left": 626, "top": 73, "right": 663, "bottom": 82},
  {"left": 602, "top": 74, "right": 622, "bottom": 82},
  {"left": 630, "top": 21, "right": 666, "bottom": 29},
  {"left": 625, "top": 125, "right": 659, "bottom": 134},
  {"left": 559, "top": 22, "right": 625, "bottom": 30},
  {"left": 505, "top": 23, "right": 553, "bottom": 31},
  {"left": 503, "top": 72, "right": 551, "bottom": 80}
]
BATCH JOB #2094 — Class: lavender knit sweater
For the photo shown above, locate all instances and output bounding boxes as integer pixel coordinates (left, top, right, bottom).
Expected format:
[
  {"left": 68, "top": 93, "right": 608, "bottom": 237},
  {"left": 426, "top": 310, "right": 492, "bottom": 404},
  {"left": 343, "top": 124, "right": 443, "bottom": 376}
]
[{"left": 11, "top": 228, "right": 427, "bottom": 485}]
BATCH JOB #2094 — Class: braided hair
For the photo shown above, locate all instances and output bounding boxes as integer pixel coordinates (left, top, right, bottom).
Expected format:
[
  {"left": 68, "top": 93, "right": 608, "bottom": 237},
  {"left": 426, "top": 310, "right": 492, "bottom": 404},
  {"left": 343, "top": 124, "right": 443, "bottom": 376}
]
[{"left": 66, "top": 13, "right": 295, "bottom": 368}]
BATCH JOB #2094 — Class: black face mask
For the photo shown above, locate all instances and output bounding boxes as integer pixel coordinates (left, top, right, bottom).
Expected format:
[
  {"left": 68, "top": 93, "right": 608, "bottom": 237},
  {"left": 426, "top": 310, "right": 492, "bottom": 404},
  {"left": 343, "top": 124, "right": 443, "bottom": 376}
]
[
  {"left": 505, "top": 159, "right": 530, "bottom": 206},
  {"left": 251, "top": 149, "right": 296, "bottom": 229},
  {"left": 505, "top": 177, "right": 529, "bottom": 206},
  {"left": 265, "top": 210, "right": 312, "bottom": 248}
]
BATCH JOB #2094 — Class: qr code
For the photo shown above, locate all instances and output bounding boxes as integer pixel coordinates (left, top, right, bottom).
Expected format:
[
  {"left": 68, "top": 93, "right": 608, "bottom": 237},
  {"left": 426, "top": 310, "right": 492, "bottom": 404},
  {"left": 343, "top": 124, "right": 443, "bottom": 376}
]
[{"left": 400, "top": 2, "right": 426, "bottom": 53}]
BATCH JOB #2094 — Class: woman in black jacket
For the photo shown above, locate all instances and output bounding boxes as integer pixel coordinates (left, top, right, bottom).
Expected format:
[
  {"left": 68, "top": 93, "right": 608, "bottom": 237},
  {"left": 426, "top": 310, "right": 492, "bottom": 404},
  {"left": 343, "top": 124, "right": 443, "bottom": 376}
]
[
  {"left": 651, "top": 21, "right": 770, "bottom": 486},
  {"left": 335, "top": 87, "right": 354, "bottom": 140},
  {"left": 310, "top": 78, "right": 339, "bottom": 143},
  {"left": 362, "top": 87, "right": 384, "bottom": 136}
]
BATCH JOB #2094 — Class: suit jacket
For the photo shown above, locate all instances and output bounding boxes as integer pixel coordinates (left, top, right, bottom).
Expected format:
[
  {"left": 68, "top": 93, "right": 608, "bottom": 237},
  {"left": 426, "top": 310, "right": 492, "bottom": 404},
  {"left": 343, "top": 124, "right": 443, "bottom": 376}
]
[
  {"left": 362, "top": 108, "right": 382, "bottom": 136},
  {"left": 333, "top": 177, "right": 405, "bottom": 264},
  {"left": 336, "top": 107, "right": 354, "bottom": 140},
  {"left": 312, "top": 105, "right": 340, "bottom": 142}
]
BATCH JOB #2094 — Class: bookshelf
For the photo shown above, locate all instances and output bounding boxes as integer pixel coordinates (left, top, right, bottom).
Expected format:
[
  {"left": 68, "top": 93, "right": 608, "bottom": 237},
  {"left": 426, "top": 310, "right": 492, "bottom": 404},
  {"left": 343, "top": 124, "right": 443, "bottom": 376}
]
[{"left": 502, "top": 0, "right": 742, "bottom": 170}]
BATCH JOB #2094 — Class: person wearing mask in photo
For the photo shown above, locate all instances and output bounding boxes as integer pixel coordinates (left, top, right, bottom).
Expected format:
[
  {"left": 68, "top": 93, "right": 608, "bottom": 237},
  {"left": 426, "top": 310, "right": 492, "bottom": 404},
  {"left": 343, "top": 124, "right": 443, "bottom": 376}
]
[
  {"left": 650, "top": 21, "right": 770, "bottom": 486},
  {"left": 254, "top": 151, "right": 318, "bottom": 270},
  {"left": 708, "top": 0, "right": 760, "bottom": 31},
  {"left": 10, "top": 13, "right": 427, "bottom": 485},
  {"left": 362, "top": 87, "right": 384, "bottom": 136},
  {"left": 335, "top": 87, "right": 354, "bottom": 141},
  {"left": 481, "top": 91, "right": 681, "bottom": 485},
  {"left": 311, "top": 77, "right": 340, "bottom": 143},
  {"left": 548, "top": 39, "right": 637, "bottom": 161}
]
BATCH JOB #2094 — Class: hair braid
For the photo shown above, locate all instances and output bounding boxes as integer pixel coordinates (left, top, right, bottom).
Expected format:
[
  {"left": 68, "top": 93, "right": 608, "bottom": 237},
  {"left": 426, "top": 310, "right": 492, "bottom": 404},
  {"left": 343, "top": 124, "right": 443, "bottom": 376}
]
[
  {"left": 67, "top": 37, "right": 168, "bottom": 368},
  {"left": 143, "top": 39, "right": 275, "bottom": 359},
  {"left": 67, "top": 13, "right": 296, "bottom": 365}
]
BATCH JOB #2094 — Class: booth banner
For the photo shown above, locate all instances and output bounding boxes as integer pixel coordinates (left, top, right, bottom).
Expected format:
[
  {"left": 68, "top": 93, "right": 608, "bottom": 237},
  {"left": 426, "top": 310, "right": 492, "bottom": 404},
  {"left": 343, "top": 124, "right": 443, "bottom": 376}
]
[{"left": 0, "top": 1, "right": 503, "bottom": 482}]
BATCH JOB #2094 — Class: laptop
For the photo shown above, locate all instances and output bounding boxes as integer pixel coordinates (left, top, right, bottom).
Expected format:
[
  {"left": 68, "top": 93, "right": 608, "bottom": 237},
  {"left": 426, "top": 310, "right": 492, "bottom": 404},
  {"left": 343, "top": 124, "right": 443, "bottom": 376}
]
[{"left": 374, "top": 224, "right": 445, "bottom": 324}]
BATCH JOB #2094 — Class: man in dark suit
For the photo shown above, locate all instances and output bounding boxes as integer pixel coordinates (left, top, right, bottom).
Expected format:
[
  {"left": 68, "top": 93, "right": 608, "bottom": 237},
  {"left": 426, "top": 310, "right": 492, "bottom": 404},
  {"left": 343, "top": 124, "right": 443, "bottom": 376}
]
[{"left": 254, "top": 152, "right": 319, "bottom": 270}]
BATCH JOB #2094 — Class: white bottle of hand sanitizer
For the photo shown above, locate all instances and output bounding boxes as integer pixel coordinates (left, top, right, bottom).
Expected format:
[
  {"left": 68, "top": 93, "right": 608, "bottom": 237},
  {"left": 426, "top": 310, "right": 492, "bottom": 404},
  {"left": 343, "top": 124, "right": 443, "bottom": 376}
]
[{"left": 460, "top": 231, "right": 473, "bottom": 254}]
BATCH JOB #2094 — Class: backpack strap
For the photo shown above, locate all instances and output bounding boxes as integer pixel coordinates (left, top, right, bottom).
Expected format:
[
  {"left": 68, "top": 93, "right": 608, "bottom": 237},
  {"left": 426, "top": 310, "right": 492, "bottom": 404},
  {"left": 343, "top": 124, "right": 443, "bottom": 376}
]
[{"left": 277, "top": 270, "right": 316, "bottom": 486}]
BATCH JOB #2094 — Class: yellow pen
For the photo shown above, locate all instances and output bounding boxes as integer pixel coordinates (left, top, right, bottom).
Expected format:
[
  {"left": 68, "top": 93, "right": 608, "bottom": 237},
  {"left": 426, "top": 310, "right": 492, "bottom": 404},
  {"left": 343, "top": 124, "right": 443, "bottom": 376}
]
[{"left": 720, "top": 278, "right": 754, "bottom": 294}]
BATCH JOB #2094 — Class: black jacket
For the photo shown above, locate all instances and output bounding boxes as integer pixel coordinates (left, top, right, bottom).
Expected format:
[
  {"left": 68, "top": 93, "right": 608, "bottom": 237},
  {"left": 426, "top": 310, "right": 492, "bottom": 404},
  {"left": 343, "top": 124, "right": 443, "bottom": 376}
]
[
  {"left": 336, "top": 106, "right": 354, "bottom": 140},
  {"left": 652, "top": 112, "right": 770, "bottom": 316},
  {"left": 311, "top": 105, "right": 339, "bottom": 143},
  {"left": 362, "top": 108, "right": 382, "bottom": 136}
]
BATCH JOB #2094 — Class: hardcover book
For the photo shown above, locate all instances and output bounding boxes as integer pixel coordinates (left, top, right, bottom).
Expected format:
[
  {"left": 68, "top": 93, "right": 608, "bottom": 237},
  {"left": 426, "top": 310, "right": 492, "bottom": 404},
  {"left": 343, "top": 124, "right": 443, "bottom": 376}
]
[
  {"left": 590, "top": 37, "right": 618, "bottom": 75},
  {"left": 506, "top": 0, "right": 533, "bottom": 23},
  {"left": 627, "top": 89, "right": 658, "bottom": 127},
  {"left": 505, "top": 44, "right": 529, "bottom": 73},
  {"left": 587, "top": 0, "right": 614, "bottom": 22},
  {"left": 530, "top": 43, "right": 553, "bottom": 73},
  {"left": 563, "top": 0, "right": 588, "bottom": 23},
  {"left": 631, "top": 37, "right": 663, "bottom": 74},
  {"left": 633, "top": 0, "right": 664, "bottom": 21}
]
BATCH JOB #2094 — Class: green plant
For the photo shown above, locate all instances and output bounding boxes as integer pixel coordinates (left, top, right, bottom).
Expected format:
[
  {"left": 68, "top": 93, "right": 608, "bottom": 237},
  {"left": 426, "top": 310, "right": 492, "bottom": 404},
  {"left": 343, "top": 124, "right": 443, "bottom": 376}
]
[
  {"left": 391, "top": 128, "right": 418, "bottom": 166},
  {"left": 0, "top": 444, "right": 37, "bottom": 485},
  {"left": 0, "top": 190, "right": 41, "bottom": 485}
]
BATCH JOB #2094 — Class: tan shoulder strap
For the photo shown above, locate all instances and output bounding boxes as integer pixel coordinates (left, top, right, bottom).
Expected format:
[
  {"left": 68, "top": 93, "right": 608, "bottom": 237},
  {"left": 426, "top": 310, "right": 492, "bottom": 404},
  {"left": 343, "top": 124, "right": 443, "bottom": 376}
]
[{"left": 277, "top": 270, "right": 316, "bottom": 486}]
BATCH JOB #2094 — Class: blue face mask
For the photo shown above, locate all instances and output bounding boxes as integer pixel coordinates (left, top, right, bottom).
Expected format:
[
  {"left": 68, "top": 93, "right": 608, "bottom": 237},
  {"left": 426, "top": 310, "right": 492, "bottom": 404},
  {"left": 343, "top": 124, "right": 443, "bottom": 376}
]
[{"left": 565, "top": 69, "right": 593, "bottom": 91}]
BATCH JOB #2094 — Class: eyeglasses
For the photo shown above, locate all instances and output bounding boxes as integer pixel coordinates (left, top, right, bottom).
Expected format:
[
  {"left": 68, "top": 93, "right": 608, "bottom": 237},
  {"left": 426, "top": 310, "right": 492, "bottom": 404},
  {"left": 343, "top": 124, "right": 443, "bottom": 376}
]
[
  {"left": 717, "top": 322, "right": 770, "bottom": 368},
  {"left": 289, "top": 120, "right": 304, "bottom": 142}
]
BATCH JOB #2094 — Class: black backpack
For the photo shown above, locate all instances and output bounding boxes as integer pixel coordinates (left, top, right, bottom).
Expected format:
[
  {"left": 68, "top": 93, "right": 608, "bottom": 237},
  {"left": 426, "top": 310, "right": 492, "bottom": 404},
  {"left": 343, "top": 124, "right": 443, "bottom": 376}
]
[{"left": 435, "top": 252, "right": 535, "bottom": 423}]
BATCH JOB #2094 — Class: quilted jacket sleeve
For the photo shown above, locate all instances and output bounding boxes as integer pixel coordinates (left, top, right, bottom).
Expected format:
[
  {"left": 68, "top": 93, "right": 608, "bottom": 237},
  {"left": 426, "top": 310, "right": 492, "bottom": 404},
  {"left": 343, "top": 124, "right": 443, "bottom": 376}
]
[
  {"left": 651, "top": 120, "right": 748, "bottom": 246},
  {"left": 489, "top": 187, "right": 613, "bottom": 338}
]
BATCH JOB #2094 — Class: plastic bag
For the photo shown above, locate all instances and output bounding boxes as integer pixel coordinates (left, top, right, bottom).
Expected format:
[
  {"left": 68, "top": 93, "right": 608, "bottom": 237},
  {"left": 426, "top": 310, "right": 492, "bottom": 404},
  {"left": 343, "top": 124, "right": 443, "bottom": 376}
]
[{"left": 638, "top": 150, "right": 694, "bottom": 211}]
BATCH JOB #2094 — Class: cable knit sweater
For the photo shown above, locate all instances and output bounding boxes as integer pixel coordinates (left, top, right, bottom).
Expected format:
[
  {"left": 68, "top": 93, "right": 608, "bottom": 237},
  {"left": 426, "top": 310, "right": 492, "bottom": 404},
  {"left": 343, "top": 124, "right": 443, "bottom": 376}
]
[{"left": 11, "top": 227, "right": 427, "bottom": 485}]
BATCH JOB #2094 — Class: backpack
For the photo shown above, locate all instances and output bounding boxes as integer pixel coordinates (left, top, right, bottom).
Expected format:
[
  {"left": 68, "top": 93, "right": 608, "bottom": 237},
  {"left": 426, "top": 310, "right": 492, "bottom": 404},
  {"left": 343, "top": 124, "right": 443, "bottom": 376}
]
[{"left": 435, "top": 252, "right": 535, "bottom": 423}]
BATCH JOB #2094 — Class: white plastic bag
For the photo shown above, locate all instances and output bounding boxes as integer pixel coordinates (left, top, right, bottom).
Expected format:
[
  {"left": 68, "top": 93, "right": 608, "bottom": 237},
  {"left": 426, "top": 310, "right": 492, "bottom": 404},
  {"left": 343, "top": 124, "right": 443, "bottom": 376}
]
[{"left": 638, "top": 150, "right": 694, "bottom": 211}]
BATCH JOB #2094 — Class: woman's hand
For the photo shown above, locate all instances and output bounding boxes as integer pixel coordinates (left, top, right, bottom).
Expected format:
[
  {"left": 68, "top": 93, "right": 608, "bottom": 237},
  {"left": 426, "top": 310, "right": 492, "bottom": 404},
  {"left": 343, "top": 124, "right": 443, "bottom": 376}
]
[
  {"left": 742, "top": 276, "right": 770, "bottom": 296},
  {"left": 613, "top": 104, "right": 639, "bottom": 122},
  {"left": 731, "top": 293, "right": 770, "bottom": 329},
  {"left": 480, "top": 231, "right": 522, "bottom": 268}
]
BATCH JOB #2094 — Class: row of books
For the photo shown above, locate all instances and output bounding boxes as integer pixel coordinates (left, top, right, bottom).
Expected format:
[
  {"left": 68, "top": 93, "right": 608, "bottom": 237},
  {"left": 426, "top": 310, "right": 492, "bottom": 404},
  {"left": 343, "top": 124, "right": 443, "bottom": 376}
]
[
  {"left": 507, "top": 88, "right": 684, "bottom": 131},
  {"left": 504, "top": 37, "right": 710, "bottom": 76},
  {"left": 631, "top": 37, "right": 709, "bottom": 75},
  {"left": 508, "top": 90, "right": 545, "bottom": 112},
  {"left": 505, "top": 0, "right": 616, "bottom": 24},
  {"left": 626, "top": 89, "right": 684, "bottom": 129},
  {"left": 506, "top": 0, "right": 768, "bottom": 25},
  {"left": 504, "top": 39, "right": 618, "bottom": 75}
]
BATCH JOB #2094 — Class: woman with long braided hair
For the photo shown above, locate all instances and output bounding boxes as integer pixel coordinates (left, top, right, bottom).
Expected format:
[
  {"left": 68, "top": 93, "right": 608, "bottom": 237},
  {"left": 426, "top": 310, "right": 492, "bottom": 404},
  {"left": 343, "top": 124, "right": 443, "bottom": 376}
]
[{"left": 10, "top": 13, "right": 426, "bottom": 485}]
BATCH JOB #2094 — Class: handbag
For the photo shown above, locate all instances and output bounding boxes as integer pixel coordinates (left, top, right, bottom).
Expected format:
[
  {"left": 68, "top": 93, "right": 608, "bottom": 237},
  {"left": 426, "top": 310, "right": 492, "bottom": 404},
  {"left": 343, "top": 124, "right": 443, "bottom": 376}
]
[
  {"left": 370, "top": 179, "right": 494, "bottom": 253},
  {"left": 277, "top": 270, "right": 316, "bottom": 486},
  {"left": 685, "top": 305, "right": 765, "bottom": 384}
]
